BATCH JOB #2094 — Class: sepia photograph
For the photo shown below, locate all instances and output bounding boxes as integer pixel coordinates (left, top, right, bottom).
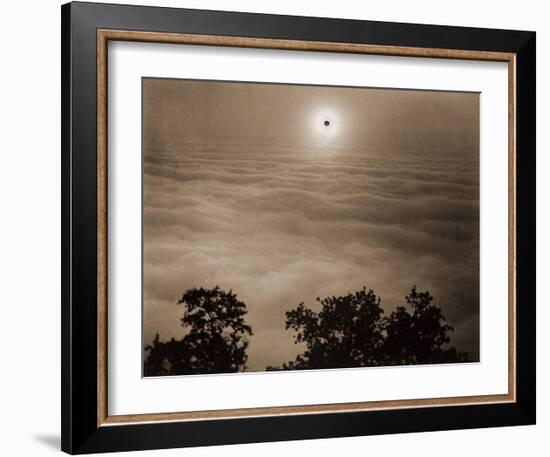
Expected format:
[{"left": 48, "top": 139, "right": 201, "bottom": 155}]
[{"left": 142, "top": 77, "right": 480, "bottom": 377}]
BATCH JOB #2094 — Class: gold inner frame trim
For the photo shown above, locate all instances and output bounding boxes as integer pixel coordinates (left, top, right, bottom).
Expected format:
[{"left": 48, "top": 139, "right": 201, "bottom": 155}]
[{"left": 97, "top": 28, "right": 517, "bottom": 427}]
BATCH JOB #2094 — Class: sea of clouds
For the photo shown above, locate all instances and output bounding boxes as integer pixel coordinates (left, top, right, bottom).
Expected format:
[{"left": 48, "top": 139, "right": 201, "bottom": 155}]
[{"left": 143, "top": 141, "right": 480, "bottom": 370}]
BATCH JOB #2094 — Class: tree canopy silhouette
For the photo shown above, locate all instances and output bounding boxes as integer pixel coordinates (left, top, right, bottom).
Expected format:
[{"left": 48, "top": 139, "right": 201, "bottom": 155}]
[
  {"left": 269, "top": 286, "right": 468, "bottom": 371},
  {"left": 144, "top": 286, "right": 252, "bottom": 376},
  {"left": 383, "top": 287, "right": 467, "bottom": 365},
  {"left": 145, "top": 284, "right": 468, "bottom": 377}
]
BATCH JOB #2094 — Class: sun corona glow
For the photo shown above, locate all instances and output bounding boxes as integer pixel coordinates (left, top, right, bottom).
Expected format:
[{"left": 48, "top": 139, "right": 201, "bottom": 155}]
[{"left": 310, "top": 108, "right": 342, "bottom": 146}]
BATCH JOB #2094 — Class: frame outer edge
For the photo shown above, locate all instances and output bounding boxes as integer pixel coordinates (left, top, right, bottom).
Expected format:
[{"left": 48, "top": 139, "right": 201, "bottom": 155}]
[
  {"left": 515, "top": 32, "right": 536, "bottom": 422},
  {"left": 61, "top": 2, "right": 537, "bottom": 453},
  {"left": 63, "top": 2, "right": 104, "bottom": 453},
  {"left": 61, "top": 2, "right": 73, "bottom": 453}
]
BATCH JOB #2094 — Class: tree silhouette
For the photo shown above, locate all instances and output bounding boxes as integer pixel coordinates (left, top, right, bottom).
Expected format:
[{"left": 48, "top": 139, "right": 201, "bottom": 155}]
[
  {"left": 272, "top": 287, "right": 386, "bottom": 370},
  {"left": 383, "top": 287, "right": 468, "bottom": 365},
  {"left": 270, "top": 286, "right": 468, "bottom": 371},
  {"left": 145, "top": 284, "right": 468, "bottom": 376},
  {"left": 144, "top": 286, "right": 252, "bottom": 376}
]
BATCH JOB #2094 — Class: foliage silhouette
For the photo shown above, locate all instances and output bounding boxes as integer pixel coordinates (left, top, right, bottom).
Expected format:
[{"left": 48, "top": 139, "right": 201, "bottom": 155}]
[
  {"left": 268, "top": 286, "right": 468, "bottom": 371},
  {"left": 383, "top": 287, "right": 468, "bottom": 365},
  {"left": 144, "top": 286, "right": 252, "bottom": 376},
  {"left": 145, "top": 285, "right": 469, "bottom": 376}
]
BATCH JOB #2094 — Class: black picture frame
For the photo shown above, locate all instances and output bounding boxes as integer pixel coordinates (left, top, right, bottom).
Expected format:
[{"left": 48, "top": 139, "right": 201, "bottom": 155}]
[{"left": 61, "top": 1, "right": 536, "bottom": 454}]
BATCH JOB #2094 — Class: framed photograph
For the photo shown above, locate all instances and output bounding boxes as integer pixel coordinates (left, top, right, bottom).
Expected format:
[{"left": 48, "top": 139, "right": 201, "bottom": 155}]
[{"left": 61, "top": 2, "right": 536, "bottom": 454}]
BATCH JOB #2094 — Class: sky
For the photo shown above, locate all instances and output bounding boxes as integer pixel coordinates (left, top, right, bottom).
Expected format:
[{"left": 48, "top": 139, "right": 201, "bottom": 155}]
[{"left": 142, "top": 78, "right": 480, "bottom": 371}]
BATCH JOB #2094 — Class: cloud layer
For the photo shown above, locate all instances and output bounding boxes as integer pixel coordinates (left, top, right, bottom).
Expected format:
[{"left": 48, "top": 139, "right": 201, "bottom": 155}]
[{"left": 143, "top": 143, "right": 479, "bottom": 370}]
